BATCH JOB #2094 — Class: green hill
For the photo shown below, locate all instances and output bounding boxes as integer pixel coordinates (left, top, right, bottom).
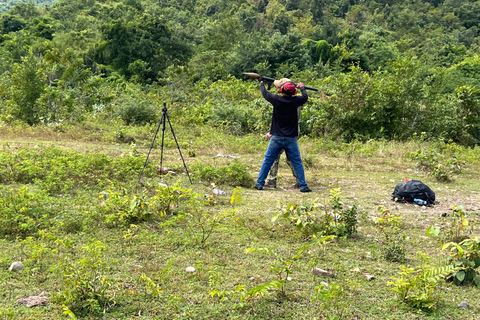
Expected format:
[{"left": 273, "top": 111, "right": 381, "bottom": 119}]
[
  {"left": 0, "top": 0, "right": 479, "bottom": 144},
  {"left": 0, "top": 0, "right": 58, "bottom": 13}
]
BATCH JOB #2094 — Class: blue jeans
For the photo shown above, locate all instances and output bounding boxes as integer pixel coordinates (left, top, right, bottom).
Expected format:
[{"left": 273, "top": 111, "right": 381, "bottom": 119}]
[{"left": 256, "top": 136, "right": 308, "bottom": 189}]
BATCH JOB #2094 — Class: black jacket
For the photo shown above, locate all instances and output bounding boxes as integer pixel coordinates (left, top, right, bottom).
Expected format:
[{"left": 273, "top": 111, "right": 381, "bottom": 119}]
[{"left": 260, "top": 82, "right": 308, "bottom": 137}]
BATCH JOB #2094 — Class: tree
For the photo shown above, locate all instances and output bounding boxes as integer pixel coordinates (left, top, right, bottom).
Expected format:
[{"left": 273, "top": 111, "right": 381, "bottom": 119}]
[
  {"left": 9, "top": 51, "right": 45, "bottom": 125},
  {"left": 0, "top": 14, "right": 26, "bottom": 33}
]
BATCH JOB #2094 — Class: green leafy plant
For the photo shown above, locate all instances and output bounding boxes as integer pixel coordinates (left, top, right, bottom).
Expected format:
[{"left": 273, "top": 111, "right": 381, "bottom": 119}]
[
  {"left": 0, "top": 308, "right": 15, "bottom": 319},
  {"left": 311, "top": 281, "right": 354, "bottom": 318},
  {"left": 183, "top": 208, "right": 234, "bottom": 248},
  {"left": 158, "top": 187, "right": 234, "bottom": 248},
  {"left": 192, "top": 161, "right": 254, "bottom": 187},
  {"left": 375, "top": 206, "right": 406, "bottom": 263},
  {"left": 62, "top": 305, "right": 77, "bottom": 319},
  {"left": 20, "top": 236, "right": 58, "bottom": 273},
  {"left": 53, "top": 241, "right": 115, "bottom": 315},
  {"left": 99, "top": 183, "right": 195, "bottom": 226},
  {"left": 0, "top": 186, "right": 52, "bottom": 239},
  {"left": 442, "top": 236, "right": 480, "bottom": 286},
  {"left": 245, "top": 236, "right": 335, "bottom": 295},
  {"left": 115, "top": 97, "right": 157, "bottom": 126},
  {"left": 230, "top": 186, "right": 242, "bottom": 205},
  {"left": 409, "top": 148, "right": 465, "bottom": 182},
  {"left": 388, "top": 252, "right": 457, "bottom": 310},
  {"left": 441, "top": 205, "right": 473, "bottom": 243},
  {"left": 0, "top": 145, "right": 153, "bottom": 194},
  {"left": 140, "top": 273, "right": 163, "bottom": 298},
  {"left": 311, "top": 279, "right": 360, "bottom": 316},
  {"left": 272, "top": 188, "right": 360, "bottom": 238}
]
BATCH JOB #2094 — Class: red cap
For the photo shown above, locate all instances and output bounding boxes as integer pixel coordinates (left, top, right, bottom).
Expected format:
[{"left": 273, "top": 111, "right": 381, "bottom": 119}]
[{"left": 282, "top": 82, "right": 296, "bottom": 94}]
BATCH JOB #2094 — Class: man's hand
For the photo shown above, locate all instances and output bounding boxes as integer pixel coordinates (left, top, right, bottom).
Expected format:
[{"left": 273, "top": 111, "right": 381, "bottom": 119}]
[
  {"left": 296, "top": 82, "right": 304, "bottom": 88},
  {"left": 265, "top": 132, "right": 272, "bottom": 140}
]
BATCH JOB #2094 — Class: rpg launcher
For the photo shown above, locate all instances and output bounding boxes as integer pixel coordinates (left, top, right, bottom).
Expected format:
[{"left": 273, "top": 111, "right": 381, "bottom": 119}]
[{"left": 243, "top": 72, "right": 318, "bottom": 92}]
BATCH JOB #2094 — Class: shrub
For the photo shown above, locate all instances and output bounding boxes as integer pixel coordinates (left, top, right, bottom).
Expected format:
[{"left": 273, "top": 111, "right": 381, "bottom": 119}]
[
  {"left": 272, "top": 188, "right": 360, "bottom": 238},
  {"left": 192, "top": 161, "right": 254, "bottom": 187},
  {"left": 375, "top": 206, "right": 406, "bottom": 263},
  {"left": 443, "top": 236, "right": 480, "bottom": 286},
  {"left": 0, "top": 146, "right": 154, "bottom": 194},
  {"left": 0, "top": 186, "right": 52, "bottom": 239},
  {"left": 115, "top": 98, "right": 157, "bottom": 126},
  {"left": 388, "top": 252, "right": 457, "bottom": 310},
  {"left": 99, "top": 183, "right": 198, "bottom": 227},
  {"left": 53, "top": 241, "right": 115, "bottom": 315},
  {"left": 409, "top": 147, "right": 465, "bottom": 182}
]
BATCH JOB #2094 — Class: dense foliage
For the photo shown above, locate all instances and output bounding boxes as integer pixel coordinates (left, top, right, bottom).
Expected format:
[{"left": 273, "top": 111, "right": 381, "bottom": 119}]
[
  {"left": 0, "top": 0, "right": 57, "bottom": 13},
  {"left": 0, "top": 0, "right": 480, "bottom": 144}
]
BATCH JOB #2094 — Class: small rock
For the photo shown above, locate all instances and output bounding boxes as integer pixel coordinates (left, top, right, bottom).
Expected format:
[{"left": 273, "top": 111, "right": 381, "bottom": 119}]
[
  {"left": 286, "top": 277, "right": 293, "bottom": 281},
  {"left": 17, "top": 293, "right": 49, "bottom": 307},
  {"left": 363, "top": 273, "right": 375, "bottom": 281},
  {"left": 155, "top": 166, "right": 170, "bottom": 175},
  {"left": 352, "top": 267, "right": 361, "bottom": 273},
  {"left": 312, "top": 267, "right": 335, "bottom": 278},
  {"left": 458, "top": 301, "right": 469, "bottom": 309},
  {"left": 186, "top": 266, "right": 195, "bottom": 273},
  {"left": 9, "top": 261, "right": 25, "bottom": 272}
]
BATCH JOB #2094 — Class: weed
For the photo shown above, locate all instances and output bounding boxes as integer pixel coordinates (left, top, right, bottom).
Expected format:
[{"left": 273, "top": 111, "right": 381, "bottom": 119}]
[
  {"left": 140, "top": 273, "right": 163, "bottom": 298},
  {"left": 245, "top": 236, "right": 335, "bottom": 295},
  {"left": 388, "top": 252, "right": 457, "bottom": 310},
  {"left": 0, "top": 186, "right": 52, "bottom": 239},
  {"left": 311, "top": 281, "right": 354, "bottom": 318},
  {"left": 192, "top": 161, "right": 254, "bottom": 187},
  {"left": 99, "top": 182, "right": 197, "bottom": 226},
  {"left": 441, "top": 205, "right": 474, "bottom": 244},
  {"left": 0, "top": 308, "right": 14, "bottom": 319},
  {"left": 375, "top": 206, "right": 406, "bottom": 263},
  {"left": 181, "top": 208, "right": 235, "bottom": 248},
  {"left": 442, "top": 236, "right": 480, "bottom": 286},
  {"left": 20, "top": 236, "right": 58, "bottom": 273},
  {"left": 272, "top": 188, "right": 360, "bottom": 238},
  {"left": 53, "top": 241, "right": 116, "bottom": 315},
  {"left": 409, "top": 148, "right": 465, "bottom": 182},
  {"left": 230, "top": 186, "right": 242, "bottom": 206}
]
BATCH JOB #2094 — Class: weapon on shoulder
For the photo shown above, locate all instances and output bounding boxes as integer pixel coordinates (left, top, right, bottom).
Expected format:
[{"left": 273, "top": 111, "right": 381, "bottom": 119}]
[{"left": 243, "top": 72, "right": 318, "bottom": 92}]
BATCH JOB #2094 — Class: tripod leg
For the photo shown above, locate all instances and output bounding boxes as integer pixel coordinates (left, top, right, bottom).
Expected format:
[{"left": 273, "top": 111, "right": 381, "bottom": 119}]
[
  {"left": 159, "top": 108, "right": 167, "bottom": 171},
  {"left": 138, "top": 112, "right": 165, "bottom": 181},
  {"left": 165, "top": 112, "right": 193, "bottom": 184}
]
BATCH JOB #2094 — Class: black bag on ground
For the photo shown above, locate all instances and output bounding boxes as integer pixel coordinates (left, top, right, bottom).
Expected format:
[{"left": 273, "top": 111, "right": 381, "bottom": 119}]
[{"left": 391, "top": 179, "right": 435, "bottom": 205}]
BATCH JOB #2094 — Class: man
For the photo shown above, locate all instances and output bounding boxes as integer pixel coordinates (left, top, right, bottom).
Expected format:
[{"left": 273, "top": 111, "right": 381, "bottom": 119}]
[
  {"left": 264, "top": 98, "right": 303, "bottom": 189},
  {"left": 255, "top": 78, "right": 311, "bottom": 193}
]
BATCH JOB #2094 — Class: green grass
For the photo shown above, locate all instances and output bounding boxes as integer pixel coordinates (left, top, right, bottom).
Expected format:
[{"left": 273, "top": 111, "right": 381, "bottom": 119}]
[{"left": 1, "top": 122, "right": 480, "bottom": 319}]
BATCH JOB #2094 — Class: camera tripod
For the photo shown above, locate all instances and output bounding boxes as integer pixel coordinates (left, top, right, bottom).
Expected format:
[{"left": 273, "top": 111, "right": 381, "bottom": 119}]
[{"left": 138, "top": 102, "right": 192, "bottom": 184}]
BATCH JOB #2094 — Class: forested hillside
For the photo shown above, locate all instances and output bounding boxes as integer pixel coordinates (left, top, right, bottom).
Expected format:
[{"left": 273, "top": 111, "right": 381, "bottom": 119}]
[
  {"left": 0, "top": 0, "right": 480, "bottom": 144},
  {"left": 0, "top": 0, "right": 57, "bottom": 13}
]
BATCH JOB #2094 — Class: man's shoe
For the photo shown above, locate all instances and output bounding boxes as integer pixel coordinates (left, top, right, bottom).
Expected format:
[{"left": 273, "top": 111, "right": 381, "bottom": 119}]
[
  {"left": 300, "top": 187, "right": 312, "bottom": 193},
  {"left": 255, "top": 184, "right": 263, "bottom": 190}
]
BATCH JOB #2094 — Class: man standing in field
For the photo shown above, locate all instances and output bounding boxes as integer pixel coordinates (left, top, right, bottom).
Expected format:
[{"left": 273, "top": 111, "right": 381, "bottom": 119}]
[{"left": 255, "top": 78, "right": 311, "bottom": 193}]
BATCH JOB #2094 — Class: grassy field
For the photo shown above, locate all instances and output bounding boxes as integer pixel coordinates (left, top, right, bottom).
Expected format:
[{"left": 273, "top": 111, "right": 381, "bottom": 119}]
[{"left": 1, "top": 122, "right": 480, "bottom": 320}]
